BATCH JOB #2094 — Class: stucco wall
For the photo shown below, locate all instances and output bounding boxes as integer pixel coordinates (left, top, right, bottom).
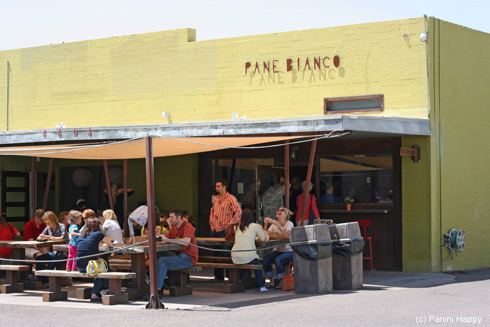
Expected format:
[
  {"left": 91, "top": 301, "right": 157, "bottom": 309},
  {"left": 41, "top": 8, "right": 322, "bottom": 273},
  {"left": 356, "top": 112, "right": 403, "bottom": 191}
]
[{"left": 0, "top": 18, "right": 427, "bottom": 131}]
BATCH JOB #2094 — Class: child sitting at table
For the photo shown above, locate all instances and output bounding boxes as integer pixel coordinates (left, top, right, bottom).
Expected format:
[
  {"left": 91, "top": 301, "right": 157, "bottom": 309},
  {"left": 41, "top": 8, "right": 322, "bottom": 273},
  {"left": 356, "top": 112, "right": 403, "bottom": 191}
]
[{"left": 66, "top": 210, "right": 82, "bottom": 271}]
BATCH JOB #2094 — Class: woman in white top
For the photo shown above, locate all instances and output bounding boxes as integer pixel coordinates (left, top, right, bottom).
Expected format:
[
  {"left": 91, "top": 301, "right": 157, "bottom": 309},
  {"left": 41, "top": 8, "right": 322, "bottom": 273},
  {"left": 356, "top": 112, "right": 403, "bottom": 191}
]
[
  {"left": 231, "top": 209, "right": 270, "bottom": 292},
  {"left": 263, "top": 207, "right": 294, "bottom": 289},
  {"left": 101, "top": 209, "right": 124, "bottom": 244}
]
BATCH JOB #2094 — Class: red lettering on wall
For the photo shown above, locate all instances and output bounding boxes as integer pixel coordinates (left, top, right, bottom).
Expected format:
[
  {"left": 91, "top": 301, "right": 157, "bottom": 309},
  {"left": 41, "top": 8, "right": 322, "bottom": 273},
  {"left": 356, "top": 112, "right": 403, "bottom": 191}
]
[
  {"left": 297, "top": 58, "right": 300, "bottom": 70},
  {"left": 273, "top": 60, "right": 279, "bottom": 73},
  {"left": 286, "top": 59, "right": 293, "bottom": 72},
  {"left": 245, "top": 62, "right": 251, "bottom": 74},
  {"left": 254, "top": 62, "right": 260, "bottom": 74},
  {"left": 304, "top": 58, "right": 311, "bottom": 70},
  {"left": 314, "top": 57, "right": 321, "bottom": 70},
  {"left": 322, "top": 57, "right": 330, "bottom": 68},
  {"left": 263, "top": 61, "right": 270, "bottom": 73},
  {"left": 333, "top": 55, "right": 340, "bottom": 68}
]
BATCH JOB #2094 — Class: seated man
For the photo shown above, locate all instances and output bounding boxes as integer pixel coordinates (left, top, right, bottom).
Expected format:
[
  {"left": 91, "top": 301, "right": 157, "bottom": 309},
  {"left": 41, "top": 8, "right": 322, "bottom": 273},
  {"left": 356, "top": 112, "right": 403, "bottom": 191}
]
[
  {"left": 156, "top": 207, "right": 198, "bottom": 296},
  {"left": 23, "top": 209, "right": 47, "bottom": 259}
]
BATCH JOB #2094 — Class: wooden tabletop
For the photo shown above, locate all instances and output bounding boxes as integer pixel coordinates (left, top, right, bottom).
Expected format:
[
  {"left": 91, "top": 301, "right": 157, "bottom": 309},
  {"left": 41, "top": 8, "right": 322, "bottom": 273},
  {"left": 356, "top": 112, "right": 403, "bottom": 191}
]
[
  {"left": 196, "top": 237, "right": 289, "bottom": 248},
  {"left": 53, "top": 242, "right": 184, "bottom": 253},
  {"left": 0, "top": 240, "right": 66, "bottom": 249}
]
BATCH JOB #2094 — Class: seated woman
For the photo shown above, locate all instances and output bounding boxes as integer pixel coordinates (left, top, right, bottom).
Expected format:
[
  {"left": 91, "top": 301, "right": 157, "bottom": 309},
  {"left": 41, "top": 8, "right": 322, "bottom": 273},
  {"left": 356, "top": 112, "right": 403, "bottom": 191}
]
[
  {"left": 0, "top": 212, "right": 21, "bottom": 258},
  {"left": 263, "top": 207, "right": 294, "bottom": 289},
  {"left": 231, "top": 209, "right": 270, "bottom": 292},
  {"left": 100, "top": 209, "right": 124, "bottom": 244},
  {"left": 36, "top": 211, "right": 70, "bottom": 282},
  {"left": 76, "top": 217, "right": 114, "bottom": 302}
]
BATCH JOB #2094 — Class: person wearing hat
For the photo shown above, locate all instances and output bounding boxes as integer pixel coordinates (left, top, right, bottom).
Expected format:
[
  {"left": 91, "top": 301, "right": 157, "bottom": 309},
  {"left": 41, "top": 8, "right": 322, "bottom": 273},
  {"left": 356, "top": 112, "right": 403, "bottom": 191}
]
[
  {"left": 295, "top": 181, "right": 320, "bottom": 226},
  {"left": 263, "top": 207, "right": 294, "bottom": 289}
]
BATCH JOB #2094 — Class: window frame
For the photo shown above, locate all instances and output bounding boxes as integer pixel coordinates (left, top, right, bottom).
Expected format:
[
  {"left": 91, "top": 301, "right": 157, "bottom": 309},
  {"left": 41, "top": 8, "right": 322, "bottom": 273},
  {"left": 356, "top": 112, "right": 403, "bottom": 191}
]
[{"left": 324, "top": 94, "right": 384, "bottom": 114}]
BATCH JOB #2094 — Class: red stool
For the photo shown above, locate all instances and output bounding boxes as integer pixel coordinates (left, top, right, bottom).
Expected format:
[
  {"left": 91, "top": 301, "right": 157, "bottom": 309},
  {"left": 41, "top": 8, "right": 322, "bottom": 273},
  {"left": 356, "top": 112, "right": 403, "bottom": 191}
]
[{"left": 354, "top": 220, "right": 375, "bottom": 271}]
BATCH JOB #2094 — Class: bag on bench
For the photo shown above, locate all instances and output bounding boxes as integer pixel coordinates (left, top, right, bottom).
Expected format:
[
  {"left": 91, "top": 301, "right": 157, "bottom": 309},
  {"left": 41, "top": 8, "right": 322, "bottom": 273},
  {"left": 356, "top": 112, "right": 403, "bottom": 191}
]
[{"left": 86, "top": 258, "right": 108, "bottom": 276}]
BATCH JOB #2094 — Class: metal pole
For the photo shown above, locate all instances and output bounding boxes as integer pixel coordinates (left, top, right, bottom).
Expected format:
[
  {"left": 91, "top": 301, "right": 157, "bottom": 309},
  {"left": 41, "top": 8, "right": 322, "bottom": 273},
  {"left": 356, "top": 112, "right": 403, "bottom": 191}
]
[
  {"left": 123, "top": 159, "right": 128, "bottom": 238},
  {"left": 31, "top": 157, "right": 36, "bottom": 219},
  {"left": 42, "top": 158, "right": 54, "bottom": 210},
  {"left": 285, "top": 140, "right": 290, "bottom": 209},
  {"left": 103, "top": 160, "right": 114, "bottom": 210},
  {"left": 6, "top": 61, "right": 9, "bottom": 131},
  {"left": 299, "top": 139, "right": 317, "bottom": 226},
  {"left": 144, "top": 136, "right": 164, "bottom": 309}
]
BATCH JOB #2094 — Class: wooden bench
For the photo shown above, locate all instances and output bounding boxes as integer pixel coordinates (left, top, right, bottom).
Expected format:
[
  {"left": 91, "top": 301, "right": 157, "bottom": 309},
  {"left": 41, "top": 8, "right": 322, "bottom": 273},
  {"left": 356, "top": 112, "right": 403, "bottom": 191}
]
[
  {"left": 167, "top": 266, "right": 202, "bottom": 296},
  {"left": 195, "top": 262, "right": 263, "bottom": 293},
  {"left": 0, "top": 265, "right": 30, "bottom": 293},
  {"left": 35, "top": 270, "right": 136, "bottom": 305}
]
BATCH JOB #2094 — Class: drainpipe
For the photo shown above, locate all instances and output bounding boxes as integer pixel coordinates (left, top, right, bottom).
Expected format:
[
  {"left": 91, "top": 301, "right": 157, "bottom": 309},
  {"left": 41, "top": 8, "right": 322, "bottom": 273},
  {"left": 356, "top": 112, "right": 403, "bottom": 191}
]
[
  {"left": 6, "top": 61, "right": 9, "bottom": 131},
  {"left": 424, "top": 15, "right": 430, "bottom": 118}
]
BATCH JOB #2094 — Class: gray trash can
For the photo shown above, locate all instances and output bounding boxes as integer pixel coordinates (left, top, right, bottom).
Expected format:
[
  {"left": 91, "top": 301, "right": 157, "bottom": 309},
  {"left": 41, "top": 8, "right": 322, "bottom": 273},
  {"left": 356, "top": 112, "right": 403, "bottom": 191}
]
[
  {"left": 290, "top": 224, "right": 333, "bottom": 294},
  {"left": 330, "top": 222, "right": 364, "bottom": 290}
]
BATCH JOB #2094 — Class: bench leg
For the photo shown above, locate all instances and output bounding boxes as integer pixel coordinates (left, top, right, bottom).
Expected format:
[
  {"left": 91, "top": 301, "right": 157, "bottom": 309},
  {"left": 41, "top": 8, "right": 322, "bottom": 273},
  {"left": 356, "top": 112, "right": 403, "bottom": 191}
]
[
  {"left": 224, "top": 269, "right": 245, "bottom": 293},
  {"left": 43, "top": 276, "right": 67, "bottom": 302},
  {"left": 168, "top": 271, "right": 193, "bottom": 296},
  {"left": 76, "top": 287, "right": 93, "bottom": 299},
  {"left": 102, "top": 279, "right": 128, "bottom": 305},
  {"left": 0, "top": 271, "right": 24, "bottom": 293}
]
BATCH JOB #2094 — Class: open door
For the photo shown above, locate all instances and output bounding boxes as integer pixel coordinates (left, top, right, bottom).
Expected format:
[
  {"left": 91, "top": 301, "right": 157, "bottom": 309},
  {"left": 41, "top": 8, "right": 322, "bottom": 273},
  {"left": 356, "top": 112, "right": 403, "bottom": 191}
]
[{"left": 256, "top": 165, "right": 283, "bottom": 222}]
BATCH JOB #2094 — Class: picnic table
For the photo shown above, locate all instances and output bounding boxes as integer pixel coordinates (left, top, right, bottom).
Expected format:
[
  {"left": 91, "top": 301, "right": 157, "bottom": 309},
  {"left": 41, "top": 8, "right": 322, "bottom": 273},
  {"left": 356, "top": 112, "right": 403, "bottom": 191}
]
[
  {"left": 53, "top": 241, "right": 185, "bottom": 298},
  {"left": 195, "top": 237, "right": 289, "bottom": 293},
  {"left": 0, "top": 240, "right": 66, "bottom": 290},
  {"left": 196, "top": 237, "right": 289, "bottom": 248}
]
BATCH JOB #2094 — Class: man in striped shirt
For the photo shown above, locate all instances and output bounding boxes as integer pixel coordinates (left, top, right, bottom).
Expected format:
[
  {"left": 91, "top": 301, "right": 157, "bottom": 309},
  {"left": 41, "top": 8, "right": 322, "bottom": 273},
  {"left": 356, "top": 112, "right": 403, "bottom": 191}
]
[{"left": 209, "top": 179, "right": 242, "bottom": 281}]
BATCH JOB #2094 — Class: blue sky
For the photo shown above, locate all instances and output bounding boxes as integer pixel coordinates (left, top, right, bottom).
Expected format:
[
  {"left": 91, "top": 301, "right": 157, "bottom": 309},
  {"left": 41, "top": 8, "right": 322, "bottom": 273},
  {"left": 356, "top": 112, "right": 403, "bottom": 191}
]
[{"left": 2, "top": 0, "right": 489, "bottom": 51}]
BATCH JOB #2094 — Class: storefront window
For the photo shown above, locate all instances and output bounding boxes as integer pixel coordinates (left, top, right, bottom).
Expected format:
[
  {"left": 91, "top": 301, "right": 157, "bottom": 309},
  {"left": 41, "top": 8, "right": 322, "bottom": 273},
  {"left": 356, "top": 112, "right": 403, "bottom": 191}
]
[
  {"left": 211, "top": 158, "right": 274, "bottom": 211},
  {"left": 318, "top": 155, "right": 392, "bottom": 204}
]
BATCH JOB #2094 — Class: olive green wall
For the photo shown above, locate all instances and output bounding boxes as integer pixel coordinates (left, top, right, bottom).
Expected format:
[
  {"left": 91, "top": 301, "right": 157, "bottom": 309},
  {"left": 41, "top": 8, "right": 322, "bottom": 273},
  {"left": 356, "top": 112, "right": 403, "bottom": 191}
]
[{"left": 401, "top": 136, "right": 434, "bottom": 272}]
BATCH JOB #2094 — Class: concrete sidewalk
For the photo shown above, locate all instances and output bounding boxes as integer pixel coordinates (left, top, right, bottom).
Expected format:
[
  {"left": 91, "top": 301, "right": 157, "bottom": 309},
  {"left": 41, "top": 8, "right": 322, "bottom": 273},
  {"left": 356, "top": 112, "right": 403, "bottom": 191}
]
[{"left": 2, "top": 267, "right": 487, "bottom": 311}]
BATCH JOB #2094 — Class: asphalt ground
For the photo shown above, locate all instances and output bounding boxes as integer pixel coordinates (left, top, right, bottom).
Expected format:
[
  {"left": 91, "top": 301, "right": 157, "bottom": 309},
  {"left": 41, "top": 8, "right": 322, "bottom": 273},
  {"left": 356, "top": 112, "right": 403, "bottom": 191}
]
[{"left": 1, "top": 267, "right": 489, "bottom": 326}]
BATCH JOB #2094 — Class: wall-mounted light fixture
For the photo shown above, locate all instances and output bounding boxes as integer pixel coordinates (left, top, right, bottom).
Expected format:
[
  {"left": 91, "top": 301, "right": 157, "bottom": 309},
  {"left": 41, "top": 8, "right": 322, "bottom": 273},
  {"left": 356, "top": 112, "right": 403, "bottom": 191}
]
[{"left": 419, "top": 32, "right": 428, "bottom": 42}]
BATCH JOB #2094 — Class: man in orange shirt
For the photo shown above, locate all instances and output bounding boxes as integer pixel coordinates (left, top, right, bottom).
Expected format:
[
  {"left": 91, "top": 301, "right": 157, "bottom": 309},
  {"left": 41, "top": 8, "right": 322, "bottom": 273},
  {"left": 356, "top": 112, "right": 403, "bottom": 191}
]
[{"left": 209, "top": 179, "right": 242, "bottom": 281}]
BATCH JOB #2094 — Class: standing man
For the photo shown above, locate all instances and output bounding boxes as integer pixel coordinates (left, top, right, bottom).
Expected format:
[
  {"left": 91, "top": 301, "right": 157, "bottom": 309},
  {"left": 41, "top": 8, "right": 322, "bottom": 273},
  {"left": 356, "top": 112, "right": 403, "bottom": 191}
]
[
  {"left": 23, "top": 209, "right": 47, "bottom": 259},
  {"left": 209, "top": 178, "right": 242, "bottom": 281},
  {"left": 155, "top": 207, "right": 198, "bottom": 297}
]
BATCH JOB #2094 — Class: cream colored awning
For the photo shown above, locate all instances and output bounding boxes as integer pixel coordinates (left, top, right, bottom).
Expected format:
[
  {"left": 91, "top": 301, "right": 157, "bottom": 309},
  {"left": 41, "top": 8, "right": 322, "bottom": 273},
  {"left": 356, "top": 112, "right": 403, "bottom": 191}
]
[{"left": 0, "top": 136, "right": 303, "bottom": 160}]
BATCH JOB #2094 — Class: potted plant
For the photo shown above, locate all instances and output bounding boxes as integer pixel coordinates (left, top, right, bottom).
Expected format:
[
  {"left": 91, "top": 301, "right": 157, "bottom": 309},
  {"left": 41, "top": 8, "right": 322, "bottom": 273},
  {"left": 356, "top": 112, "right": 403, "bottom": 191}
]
[{"left": 344, "top": 197, "right": 354, "bottom": 211}]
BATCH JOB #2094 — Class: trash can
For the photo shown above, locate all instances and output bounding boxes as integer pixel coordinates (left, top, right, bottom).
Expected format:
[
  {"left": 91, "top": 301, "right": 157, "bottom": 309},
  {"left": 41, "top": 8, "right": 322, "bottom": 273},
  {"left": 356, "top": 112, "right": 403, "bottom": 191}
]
[
  {"left": 330, "top": 222, "right": 364, "bottom": 290},
  {"left": 290, "top": 224, "right": 333, "bottom": 294}
]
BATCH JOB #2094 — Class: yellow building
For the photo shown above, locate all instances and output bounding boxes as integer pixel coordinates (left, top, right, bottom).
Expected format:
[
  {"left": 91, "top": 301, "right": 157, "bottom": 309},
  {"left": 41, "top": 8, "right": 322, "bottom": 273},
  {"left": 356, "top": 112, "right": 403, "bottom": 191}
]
[{"left": 0, "top": 16, "right": 488, "bottom": 272}]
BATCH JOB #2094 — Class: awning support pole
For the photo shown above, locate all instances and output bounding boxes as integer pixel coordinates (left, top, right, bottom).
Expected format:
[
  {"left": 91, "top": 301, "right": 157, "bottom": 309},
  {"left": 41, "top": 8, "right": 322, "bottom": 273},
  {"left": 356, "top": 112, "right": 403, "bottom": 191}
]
[
  {"left": 144, "top": 136, "right": 164, "bottom": 309},
  {"left": 31, "top": 157, "right": 36, "bottom": 219},
  {"left": 103, "top": 160, "right": 114, "bottom": 210},
  {"left": 123, "top": 159, "right": 128, "bottom": 238},
  {"left": 42, "top": 158, "right": 54, "bottom": 210},
  {"left": 285, "top": 140, "right": 290, "bottom": 209},
  {"left": 299, "top": 139, "right": 317, "bottom": 226}
]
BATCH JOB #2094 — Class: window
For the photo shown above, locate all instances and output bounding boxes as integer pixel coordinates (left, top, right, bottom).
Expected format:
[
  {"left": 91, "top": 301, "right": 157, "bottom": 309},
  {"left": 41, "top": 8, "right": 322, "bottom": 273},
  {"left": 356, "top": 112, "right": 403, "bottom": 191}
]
[
  {"left": 318, "top": 155, "right": 392, "bottom": 205},
  {"left": 324, "top": 94, "right": 384, "bottom": 114}
]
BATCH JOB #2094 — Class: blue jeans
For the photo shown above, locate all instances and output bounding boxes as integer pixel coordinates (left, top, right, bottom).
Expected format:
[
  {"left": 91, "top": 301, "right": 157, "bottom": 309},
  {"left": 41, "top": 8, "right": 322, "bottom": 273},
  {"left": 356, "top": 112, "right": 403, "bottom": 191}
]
[
  {"left": 239, "top": 258, "right": 265, "bottom": 288},
  {"left": 210, "top": 229, "right": 229, "bottom": 280},
  {"left": 263, "top": 251, "right": 293, "bottom": 280},
  {"left": 157, "top": 253, "right": 193, "bottom": 290},
  {"left": 35, "top": 252, "right": 67, "bottom": 283}
]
